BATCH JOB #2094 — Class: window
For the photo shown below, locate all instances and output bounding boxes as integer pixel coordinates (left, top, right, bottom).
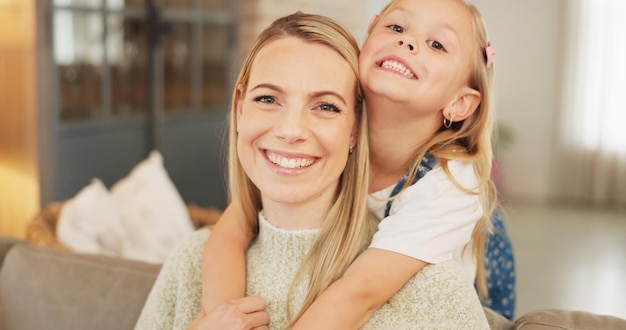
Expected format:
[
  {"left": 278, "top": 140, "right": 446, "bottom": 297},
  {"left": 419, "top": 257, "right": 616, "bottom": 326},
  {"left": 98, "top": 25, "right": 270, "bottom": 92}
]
[
  {"left": 553, "top": 0, "right": 626, "bottom": 204},
  {"left": 560, "top": 0, "right": 626, "bottom": 153},
  {"left": 52, "top": 0, "right": 234, "bottom": 121}
]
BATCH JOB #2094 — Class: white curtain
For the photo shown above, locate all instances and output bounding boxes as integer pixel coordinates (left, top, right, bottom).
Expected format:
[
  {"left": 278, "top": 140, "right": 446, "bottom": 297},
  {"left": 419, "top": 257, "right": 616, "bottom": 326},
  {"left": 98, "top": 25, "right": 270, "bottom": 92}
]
[{"left": 551, "top": 0, "right": 626, "bottom": 205}]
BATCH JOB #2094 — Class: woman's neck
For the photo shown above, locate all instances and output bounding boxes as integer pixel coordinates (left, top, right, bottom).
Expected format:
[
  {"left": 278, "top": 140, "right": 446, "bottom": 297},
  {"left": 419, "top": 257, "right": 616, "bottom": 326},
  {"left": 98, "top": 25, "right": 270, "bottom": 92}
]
[
  {"left": 260, "top": 193, "right": 334, "bottom": 230},
  {"left": 366, "top": 95, "right": 440, "bottom": 192}
]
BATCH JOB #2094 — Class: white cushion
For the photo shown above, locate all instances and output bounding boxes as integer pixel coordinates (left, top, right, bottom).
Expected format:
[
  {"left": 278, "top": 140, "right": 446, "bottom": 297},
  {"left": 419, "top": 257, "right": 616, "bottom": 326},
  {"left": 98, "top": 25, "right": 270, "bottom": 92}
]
[
  {"left": 111, "top": 150, "right": 194, "bottom": 263},
  {"left": 57, "top": 178, "right": 126, "bottom": 256},
  {"left": 57, "top": 150, "right": 194, "bottom": 264}
]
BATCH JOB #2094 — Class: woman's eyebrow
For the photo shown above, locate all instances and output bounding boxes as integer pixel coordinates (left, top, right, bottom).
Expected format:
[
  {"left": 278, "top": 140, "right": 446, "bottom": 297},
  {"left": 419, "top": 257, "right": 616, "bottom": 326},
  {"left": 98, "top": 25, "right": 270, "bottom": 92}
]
[
  {"left": 309, "top": 91, "right": 348, "bottom": 106},
  {"left": 249, "top": 83, "right": 284, "bottom": 94},
  {"left": 250, "top": 84, "right": 348, "bottom": 106}
]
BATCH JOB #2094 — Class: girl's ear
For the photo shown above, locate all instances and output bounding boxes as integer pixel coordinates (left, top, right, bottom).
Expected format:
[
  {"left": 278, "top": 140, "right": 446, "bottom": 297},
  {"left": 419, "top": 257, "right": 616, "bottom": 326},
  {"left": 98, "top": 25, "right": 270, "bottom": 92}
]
[
  {"left": 446, "top": 87, "right": 481, "bottom": 121},
  {"left": 368, "top": 14, "right": 379, "bottom": 31},
  {"left": 235, "top": 84, "right": 244, "bottom": 131}
]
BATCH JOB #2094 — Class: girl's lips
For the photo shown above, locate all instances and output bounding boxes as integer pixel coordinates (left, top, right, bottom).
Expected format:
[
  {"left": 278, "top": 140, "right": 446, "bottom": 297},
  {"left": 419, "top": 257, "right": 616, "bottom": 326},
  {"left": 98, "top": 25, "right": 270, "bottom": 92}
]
[{"left": 376, "top": 57, "right": 418, "bottom": 80}]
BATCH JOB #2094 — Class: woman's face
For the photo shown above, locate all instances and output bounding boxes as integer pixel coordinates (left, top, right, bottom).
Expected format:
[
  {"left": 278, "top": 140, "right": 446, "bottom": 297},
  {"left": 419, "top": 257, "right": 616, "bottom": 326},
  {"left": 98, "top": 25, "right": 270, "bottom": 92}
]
[{"left": 235, "top": 36, "right": 358, "bottom": 227}]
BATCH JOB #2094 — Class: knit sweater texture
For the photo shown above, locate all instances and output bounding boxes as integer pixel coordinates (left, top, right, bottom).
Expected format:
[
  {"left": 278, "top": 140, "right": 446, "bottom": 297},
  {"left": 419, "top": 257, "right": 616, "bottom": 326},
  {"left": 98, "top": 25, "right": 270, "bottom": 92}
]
[{"left": 135, "top": 215, "right": 489, "bottom": 329}]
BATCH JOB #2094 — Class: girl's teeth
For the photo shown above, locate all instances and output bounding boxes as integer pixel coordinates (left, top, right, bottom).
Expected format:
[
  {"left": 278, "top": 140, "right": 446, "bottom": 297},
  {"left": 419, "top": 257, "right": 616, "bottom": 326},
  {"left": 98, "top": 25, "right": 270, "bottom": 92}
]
[
  {"left": 267, "top": 152, "right": 314, "bottom": 169},
  {"left": 381, "top": 60, "right": 416, "bottom": 79}
]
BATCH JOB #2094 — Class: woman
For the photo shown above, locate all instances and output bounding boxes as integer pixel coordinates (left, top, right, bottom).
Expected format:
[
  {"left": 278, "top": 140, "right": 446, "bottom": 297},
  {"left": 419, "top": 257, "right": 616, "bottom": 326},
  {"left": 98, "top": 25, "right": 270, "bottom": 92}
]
[{"left": 135, "top": 12, "right": 488, "bottom": 329}]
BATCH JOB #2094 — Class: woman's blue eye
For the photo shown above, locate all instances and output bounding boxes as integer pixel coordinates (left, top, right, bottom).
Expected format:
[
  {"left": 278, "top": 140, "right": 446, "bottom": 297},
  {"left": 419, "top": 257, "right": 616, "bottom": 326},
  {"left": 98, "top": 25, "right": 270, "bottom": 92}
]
[
  {"left": 428, "top": 40, "right": 446, "bottom": 51},
  {"left": 319, "top": 103, "right": 340, "bottom": 113},
  {"left": 387, "top": 24, "right": 404, "bottom": 33},
  {"left": 254, "top": 95, "right": 275, "bottom": 104}
]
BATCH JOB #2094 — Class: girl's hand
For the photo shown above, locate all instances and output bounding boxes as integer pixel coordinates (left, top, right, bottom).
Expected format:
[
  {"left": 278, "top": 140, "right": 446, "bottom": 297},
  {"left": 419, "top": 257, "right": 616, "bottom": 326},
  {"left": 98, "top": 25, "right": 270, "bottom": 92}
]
[{"left": 187, "top": 296, "right": 270, "bottom": 330}]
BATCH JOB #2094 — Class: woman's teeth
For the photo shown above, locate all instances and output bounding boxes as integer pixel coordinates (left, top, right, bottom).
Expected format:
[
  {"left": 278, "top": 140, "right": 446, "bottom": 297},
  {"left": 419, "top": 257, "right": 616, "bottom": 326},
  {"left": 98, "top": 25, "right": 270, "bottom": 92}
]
[
  {"left": 381, "top": 60, "right": 416, "bottom": 79},
  {"left": 267, "top": 152, "right": 314, "bottom": 169}
]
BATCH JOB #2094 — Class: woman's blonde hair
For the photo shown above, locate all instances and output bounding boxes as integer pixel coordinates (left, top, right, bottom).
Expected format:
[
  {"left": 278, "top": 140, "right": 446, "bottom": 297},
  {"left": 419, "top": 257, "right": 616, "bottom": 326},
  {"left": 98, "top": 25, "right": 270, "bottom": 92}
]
[
  {"left": 369, "top": 0, "right": 498, "bottom": 298},
  {"left": 227, "top": 12, "right": 371, "bottom": 325}
]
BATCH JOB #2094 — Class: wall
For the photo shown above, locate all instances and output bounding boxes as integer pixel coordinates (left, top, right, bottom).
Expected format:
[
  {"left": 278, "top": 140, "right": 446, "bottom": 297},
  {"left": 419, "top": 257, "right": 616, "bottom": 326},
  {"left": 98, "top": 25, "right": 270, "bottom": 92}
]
[
  {"left": 0, "top": 0, "right": 39, "bottom": 238},
  {"left": 235, "top": 0, "right": 368, "bottom": 64},
  {"left": 470, "top": 0, "right": 565, "bottom": 202}
]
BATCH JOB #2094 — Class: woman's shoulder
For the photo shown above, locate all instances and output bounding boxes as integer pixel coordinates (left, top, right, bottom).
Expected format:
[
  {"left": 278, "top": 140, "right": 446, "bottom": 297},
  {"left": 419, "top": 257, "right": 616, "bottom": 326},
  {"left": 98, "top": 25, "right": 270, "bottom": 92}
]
[
  {"left": 135, "top": 228, "right": 210, "bottom": 329},
  {"left": 365, "top": 260, "right": 489, "bottom": 329},
  {"left": 175, "top": 228, "right": 212, "bottom": 256},
  {"left": 163, "top": 228, "right": 211, "bottom": 279}
]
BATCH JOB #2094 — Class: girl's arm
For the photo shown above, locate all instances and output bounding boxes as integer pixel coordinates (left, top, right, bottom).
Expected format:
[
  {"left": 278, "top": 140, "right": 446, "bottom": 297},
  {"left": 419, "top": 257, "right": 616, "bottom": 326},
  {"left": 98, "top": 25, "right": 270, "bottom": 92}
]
[
  {"left": 292, "top": 248, "right": 428, "bottom": 329},
  {"left": 200, "top": 203, "right": 255, "bottom": 314}
]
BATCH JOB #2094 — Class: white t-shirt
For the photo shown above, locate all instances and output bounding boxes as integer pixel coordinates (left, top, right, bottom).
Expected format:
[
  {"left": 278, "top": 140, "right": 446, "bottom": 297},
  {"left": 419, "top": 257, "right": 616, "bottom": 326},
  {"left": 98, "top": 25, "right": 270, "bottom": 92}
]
[{"left": 368, "top": 160, "right": 481, "bottom": 281}]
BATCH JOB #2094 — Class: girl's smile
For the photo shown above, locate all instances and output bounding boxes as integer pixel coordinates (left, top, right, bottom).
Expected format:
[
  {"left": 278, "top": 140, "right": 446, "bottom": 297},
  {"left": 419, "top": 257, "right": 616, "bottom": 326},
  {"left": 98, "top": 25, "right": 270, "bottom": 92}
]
[{"left": 378, "top": 58, "right": 417, "bottom": 80}]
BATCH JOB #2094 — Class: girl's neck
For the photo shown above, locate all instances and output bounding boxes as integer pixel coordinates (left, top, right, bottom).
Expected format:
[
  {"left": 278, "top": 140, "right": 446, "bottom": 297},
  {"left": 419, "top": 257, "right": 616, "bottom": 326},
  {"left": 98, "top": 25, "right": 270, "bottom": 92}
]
[{"left": 366, "top": 95, "right": 440, "bottom": 192}]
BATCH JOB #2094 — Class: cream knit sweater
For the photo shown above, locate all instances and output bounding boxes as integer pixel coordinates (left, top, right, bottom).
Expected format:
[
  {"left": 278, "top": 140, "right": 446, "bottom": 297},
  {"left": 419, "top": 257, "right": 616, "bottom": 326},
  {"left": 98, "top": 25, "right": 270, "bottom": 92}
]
[{"left": 135, "top": 214, "right": 489, "bottom": 329}]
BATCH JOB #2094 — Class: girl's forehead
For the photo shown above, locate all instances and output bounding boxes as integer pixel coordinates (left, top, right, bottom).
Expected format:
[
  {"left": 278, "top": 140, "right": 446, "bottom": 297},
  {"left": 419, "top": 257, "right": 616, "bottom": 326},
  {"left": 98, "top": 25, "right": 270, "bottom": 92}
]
[
  {"left": 383, "top": 0, "right": 471, "bottom": 25},
  {"left": 380, "top": 0, "right": 474, "bottom": 46}
]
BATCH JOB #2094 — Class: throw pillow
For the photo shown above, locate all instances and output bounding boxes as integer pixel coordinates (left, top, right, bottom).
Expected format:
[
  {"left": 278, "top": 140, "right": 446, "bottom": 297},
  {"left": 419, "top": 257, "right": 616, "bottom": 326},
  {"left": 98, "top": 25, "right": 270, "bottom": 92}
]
[{"left": 110, "top": 150, "right": 194, "bottom": 264}]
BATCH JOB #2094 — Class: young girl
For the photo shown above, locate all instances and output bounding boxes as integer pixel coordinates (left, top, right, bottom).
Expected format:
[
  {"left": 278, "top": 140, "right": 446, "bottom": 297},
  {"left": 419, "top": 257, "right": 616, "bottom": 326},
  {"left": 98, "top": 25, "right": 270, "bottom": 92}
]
[{"left": 201, "top": 0, "right": 498, "bottom": 327}]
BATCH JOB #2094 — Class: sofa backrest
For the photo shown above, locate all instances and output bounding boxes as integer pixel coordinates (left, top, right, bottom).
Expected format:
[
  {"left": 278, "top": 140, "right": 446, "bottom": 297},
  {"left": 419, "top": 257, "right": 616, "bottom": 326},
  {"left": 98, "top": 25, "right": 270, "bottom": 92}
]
[
  {"left": 0, "top": 235, "right": 23, "bottom": 268},
  {"left": 0, "top": 239, "right": 161, "bottom": 330}
]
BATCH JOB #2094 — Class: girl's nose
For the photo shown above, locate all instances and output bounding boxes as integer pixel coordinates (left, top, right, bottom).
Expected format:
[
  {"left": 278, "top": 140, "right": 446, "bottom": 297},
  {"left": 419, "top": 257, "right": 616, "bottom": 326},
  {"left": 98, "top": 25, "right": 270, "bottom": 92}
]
[{"left": 396, "top": 37, "right": 416, "bottom": 52}]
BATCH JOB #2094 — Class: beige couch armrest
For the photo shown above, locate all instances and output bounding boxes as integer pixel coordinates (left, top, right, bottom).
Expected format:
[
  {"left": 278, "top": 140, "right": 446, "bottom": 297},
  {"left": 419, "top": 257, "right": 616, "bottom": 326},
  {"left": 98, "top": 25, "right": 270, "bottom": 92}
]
[
  {"left": 515, "top": 309, "right": 626, "bottom": 330},
  {"left": 484, "top": 307, "right": 514, "bottom": 330}
]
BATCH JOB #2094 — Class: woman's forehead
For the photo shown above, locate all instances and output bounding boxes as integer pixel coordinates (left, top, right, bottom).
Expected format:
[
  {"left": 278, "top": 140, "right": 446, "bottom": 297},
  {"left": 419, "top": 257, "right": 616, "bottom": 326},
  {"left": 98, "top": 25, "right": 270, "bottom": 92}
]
[{"left": 247, "top": 37, "right": 356, "bottom": 96}]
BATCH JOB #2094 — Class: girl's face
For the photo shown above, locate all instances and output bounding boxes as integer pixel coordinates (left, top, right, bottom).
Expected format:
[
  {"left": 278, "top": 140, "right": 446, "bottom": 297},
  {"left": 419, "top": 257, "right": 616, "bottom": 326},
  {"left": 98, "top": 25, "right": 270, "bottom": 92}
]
[
  {"left": 360, "top": 0, "right": 476, "bottom": 115},
  {"left": 236, "top": 36, "right": 358, "bottom": 228}
]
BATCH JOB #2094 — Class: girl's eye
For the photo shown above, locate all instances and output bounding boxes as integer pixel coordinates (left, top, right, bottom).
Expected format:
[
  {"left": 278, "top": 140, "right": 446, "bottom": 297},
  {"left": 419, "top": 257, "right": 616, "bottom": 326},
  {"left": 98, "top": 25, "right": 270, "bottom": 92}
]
[
  {"left": 427, "top": 40, "right": 446, "bottom": 51},
  {"left": 387, "top": 24, "right": 404, "bottom": 33},
  {"left": 318, "top": 103, "right": 341, "bottom": 113},
  {"left": 254, "top": 95, "right": 276, "bottom": 104}
]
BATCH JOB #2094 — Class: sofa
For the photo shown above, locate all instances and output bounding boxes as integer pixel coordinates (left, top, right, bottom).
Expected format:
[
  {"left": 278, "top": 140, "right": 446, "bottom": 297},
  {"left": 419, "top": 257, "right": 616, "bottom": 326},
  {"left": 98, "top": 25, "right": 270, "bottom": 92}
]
[{"left": 1, "top": 234, "right": 625, "bottom": 330}]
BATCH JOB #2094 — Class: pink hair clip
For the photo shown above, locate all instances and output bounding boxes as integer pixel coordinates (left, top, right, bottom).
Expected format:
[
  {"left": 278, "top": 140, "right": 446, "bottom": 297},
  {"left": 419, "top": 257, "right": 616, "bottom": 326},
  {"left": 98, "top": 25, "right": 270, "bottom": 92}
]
[{"left": 485, "top": 42, "right": 495, "bottom": 68}]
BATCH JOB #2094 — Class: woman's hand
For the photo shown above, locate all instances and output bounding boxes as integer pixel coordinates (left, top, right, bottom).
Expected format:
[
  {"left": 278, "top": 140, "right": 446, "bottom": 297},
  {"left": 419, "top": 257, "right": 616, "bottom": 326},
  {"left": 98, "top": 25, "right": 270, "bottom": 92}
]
[{"left": 187, "top": 296, "right": 269, "bottom": 330}]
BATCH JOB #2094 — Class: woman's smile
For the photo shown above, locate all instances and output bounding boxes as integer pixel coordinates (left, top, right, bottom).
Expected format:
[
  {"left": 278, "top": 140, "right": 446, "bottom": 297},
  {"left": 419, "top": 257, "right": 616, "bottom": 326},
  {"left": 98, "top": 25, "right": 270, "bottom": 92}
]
[{"left": 264, "top": 149, "right": 317, "bottom": 171}]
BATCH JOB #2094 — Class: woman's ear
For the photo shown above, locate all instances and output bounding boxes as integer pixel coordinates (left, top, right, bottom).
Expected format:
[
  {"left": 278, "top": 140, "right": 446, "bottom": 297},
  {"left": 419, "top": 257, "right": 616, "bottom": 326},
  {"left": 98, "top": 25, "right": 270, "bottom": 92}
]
[
  {"left": 235, "top": 84, "right": 244, "bottom": 131},
  {"left": 446, "top": 87, "right": 481, "bottom": 121},
  {"left": 350, "top": 120, "right": 359, "bottom": 151}
]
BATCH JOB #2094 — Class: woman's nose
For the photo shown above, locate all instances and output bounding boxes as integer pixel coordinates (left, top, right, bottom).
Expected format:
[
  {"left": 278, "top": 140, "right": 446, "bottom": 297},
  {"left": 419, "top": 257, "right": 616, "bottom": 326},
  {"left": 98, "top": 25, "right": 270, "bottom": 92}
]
[{"left": 275, "top": 108, "right": 309, "bottom": 143}]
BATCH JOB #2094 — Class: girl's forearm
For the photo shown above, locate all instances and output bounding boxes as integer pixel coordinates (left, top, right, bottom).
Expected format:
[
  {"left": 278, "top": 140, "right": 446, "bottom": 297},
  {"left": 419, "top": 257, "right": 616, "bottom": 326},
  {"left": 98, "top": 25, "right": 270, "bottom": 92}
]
[
  {"left": 201, "top": 204, "right": 254, "bottom": 313},
  {"left": 292, "top": 248, "right": 428, "bottom": 329},
  {"left": 292, "top": 275, "right": 377, "bottom": 329}
]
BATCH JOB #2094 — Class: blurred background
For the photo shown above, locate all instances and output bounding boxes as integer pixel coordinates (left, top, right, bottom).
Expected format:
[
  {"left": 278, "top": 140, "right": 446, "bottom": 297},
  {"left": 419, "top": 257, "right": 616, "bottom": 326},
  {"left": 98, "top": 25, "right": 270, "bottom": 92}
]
[{"left": 1, "top": 0, "right": 625, "bottom": 320}]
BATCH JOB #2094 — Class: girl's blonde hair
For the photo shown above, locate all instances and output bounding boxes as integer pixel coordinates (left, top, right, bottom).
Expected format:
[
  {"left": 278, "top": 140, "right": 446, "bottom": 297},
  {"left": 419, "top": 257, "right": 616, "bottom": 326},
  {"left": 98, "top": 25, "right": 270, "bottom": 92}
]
[
  {"left": 227, "top": 12, "right": 372, "bottom": 325},
  {"left": 370, "top": 0, "right": 498, "bottom": 299}
]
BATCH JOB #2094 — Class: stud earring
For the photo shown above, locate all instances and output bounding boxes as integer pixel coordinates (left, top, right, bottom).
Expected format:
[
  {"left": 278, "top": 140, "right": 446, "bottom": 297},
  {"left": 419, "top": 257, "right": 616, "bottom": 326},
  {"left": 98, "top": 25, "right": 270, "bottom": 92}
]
[{"left": 349, "top": 145, "right": 354, "bottom": 154}]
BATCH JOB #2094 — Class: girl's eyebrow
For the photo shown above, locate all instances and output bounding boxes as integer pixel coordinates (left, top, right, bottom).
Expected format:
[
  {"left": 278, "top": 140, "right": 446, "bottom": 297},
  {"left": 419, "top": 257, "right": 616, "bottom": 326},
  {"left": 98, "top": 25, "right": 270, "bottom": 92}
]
[
  {"left": 386, "top": 6, "right": 460, "bottom": 37},
  {"left": 386, "top": 6, "right": 411, "bottom": 17},
  {"left": 436, "top": 24, "right": 460, "bottom": 44}
]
